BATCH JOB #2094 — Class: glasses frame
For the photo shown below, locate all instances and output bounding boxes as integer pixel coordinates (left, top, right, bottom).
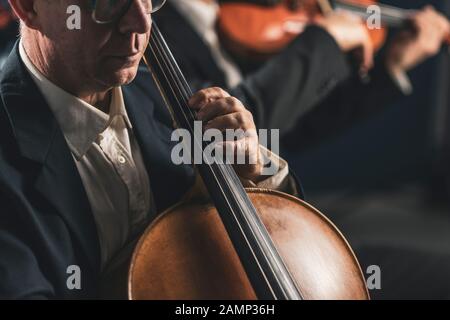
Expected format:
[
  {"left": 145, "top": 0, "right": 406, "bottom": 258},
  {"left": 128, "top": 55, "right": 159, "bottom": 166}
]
[{"left": 91, "top": 0, "right": 166, "bottom": 24}]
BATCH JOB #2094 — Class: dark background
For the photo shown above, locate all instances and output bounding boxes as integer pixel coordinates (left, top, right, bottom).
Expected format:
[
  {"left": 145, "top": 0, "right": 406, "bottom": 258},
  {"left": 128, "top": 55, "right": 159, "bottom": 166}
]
[{"left": 283, "top": 1, "right": 450, "bottom": 299}]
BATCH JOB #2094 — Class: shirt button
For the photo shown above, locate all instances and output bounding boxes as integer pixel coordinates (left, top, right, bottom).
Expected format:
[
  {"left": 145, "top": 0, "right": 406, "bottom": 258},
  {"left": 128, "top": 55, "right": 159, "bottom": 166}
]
[{"left": 118, "top": 155, "right": 126, "bottom": 164}]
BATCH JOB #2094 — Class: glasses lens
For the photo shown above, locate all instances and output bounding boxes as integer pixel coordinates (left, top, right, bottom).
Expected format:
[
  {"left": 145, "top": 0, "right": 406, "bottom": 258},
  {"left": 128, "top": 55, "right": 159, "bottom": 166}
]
[
  {"left": 93, "top": 0, "right": 128, "bottom": 23},
  {"left": 92, "top": 0, "right": 166, "bottom": 23}
]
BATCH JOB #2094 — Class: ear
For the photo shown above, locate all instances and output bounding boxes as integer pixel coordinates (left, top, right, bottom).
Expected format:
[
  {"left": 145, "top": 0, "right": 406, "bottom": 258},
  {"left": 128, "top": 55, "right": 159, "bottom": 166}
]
[{"left": 9, "top": 0, "right": 40, "bottom": 29}]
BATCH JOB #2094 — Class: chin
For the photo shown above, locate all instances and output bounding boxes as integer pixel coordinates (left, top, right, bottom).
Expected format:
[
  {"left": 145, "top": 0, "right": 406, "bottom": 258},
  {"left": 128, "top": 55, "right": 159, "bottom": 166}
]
[
  {"left": 116, "top": 70, "right": 138, "bottom": 86},
  {"left": 101, "top": 66, "right": 139, "bottom": 87},
  {"left": 95, "top": 54, "right": 142, "bottom": 85}
]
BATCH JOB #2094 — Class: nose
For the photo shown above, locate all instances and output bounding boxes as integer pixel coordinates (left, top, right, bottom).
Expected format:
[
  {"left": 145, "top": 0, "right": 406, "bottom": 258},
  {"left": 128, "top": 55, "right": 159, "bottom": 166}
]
[{"left": 118, "top": 0, "right": 152, "bottom": 35}]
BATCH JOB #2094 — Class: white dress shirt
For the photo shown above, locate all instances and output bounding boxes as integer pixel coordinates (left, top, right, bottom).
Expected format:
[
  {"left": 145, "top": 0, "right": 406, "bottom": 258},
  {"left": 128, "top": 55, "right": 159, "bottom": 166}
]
[
  {"left": 19, "top": 42, "right": 152, "bottom": 269},
  {"left": 171, "top": 0, "right": 243, "bottom": 88}
]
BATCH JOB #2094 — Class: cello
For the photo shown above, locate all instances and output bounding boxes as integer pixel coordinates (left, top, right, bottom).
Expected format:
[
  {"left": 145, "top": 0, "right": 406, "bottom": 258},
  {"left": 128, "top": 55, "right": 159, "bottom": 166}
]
[
  {"left": 126, "top": 22, "right": 369, "bottom": 300},
  {"left": 218, "top": 0, "right": 450, "bottom": 61}
]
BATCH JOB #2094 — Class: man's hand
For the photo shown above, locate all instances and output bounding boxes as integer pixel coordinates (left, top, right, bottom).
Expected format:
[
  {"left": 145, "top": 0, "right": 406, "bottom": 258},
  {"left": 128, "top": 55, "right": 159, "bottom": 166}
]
[
  {"left": 189, "top": 87, "right": 264, "bottom": 182},
  {"left": 315, "top": 11, "right": 374, "bottom": 72},
  {"left": 386, "top": 6, "right": 450, "bottom": 73}
]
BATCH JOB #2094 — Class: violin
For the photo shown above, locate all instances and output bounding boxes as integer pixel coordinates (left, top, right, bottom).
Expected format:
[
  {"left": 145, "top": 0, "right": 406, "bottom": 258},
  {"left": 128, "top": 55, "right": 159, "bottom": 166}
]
[
  {"left": 218, "top": 0, "right": 450, "bottom": 61},
  {"left": 124, "top": 23, "right": 370, "bottom": 300}
]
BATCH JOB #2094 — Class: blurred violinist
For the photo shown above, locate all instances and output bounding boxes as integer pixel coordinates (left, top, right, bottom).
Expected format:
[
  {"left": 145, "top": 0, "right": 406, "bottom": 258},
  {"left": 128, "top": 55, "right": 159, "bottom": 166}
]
[{"left": 155, "top": 0, "right": 449, "bottom": 147}]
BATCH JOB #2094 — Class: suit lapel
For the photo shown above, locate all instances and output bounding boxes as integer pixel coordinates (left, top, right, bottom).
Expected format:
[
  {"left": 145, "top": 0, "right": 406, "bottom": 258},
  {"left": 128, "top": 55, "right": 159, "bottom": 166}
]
[
  {"left": 1, "top": 43, "right": 100, "bottom": 274},
  {"left": 32, "top": 130, "right": 101, "bottom": 273}
]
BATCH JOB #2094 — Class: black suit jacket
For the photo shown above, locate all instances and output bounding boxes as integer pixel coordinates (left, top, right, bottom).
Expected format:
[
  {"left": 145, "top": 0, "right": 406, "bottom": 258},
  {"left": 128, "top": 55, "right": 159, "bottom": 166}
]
[
  {"left": 0, "top": 44, "right": 197, "bottom": 299},
  {"left": 154, "top": 2, "right": 406, "bottom": 150}
]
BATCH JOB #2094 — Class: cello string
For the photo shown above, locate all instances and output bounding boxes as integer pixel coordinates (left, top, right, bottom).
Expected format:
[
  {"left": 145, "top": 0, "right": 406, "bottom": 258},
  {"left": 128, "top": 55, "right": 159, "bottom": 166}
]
[
  {"left": 151, "top": 25, "right": 197, "bottom": 121},
  {"left": 149, "top": 27, "right": 269, "bottom": 259},
  {"left": 149, "top": 32, "right": 282, "bottom": 299},
  {"left": 150, "top": 25, "right": 302, "bottom": 299},
  {"left": 149, "top": 27, "right": 273, "bottom": 269},
  {"left": 149, "top": 25, "right": 302, "bottom": 299}
]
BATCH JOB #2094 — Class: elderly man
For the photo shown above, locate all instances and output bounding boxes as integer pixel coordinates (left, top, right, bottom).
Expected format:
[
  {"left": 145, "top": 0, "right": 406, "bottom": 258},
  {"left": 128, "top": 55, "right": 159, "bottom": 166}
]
[{"left": 0, "top": 0, "right": 297, "bottom": 299}]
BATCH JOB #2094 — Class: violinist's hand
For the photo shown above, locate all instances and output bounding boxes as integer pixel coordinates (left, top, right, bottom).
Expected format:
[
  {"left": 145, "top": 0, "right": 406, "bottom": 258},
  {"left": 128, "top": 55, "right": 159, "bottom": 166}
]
[
  {"left": 386, "top": 6, "right": 450, "bottom": 73},
  {"left": 315, "top": 11, "right": 374, "bottom": 72},
  {"left": 189, "top": 87, "right": 264, "bottom": 182}
]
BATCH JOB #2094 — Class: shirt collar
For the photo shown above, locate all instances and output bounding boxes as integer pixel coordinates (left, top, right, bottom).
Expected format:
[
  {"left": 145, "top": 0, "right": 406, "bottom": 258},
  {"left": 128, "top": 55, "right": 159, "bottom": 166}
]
[
  {"left": 170, "top": 0, "right": 219, "bottom": 36},
  {"left": 19, "top": 40, "right": 133, "bottom": 160}
]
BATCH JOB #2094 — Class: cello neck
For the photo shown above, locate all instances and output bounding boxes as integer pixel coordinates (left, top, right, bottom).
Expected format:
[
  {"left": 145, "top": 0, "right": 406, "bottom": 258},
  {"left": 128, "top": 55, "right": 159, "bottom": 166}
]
[{"left": 144, "top": 22, "right": 303, "bottom": 300}]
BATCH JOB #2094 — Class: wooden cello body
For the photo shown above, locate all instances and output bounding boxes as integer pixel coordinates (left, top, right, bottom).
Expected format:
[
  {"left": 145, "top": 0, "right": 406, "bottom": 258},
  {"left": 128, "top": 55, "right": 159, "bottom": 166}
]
[{"left": 129, "top": 190, "right": 369, "bottom": 299}]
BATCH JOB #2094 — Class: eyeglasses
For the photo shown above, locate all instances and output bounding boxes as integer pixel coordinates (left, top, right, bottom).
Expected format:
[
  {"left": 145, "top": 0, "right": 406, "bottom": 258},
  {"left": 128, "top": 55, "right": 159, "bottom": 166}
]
[{"left": 91, "top": 0, "right": 166, "bottom": 24}]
